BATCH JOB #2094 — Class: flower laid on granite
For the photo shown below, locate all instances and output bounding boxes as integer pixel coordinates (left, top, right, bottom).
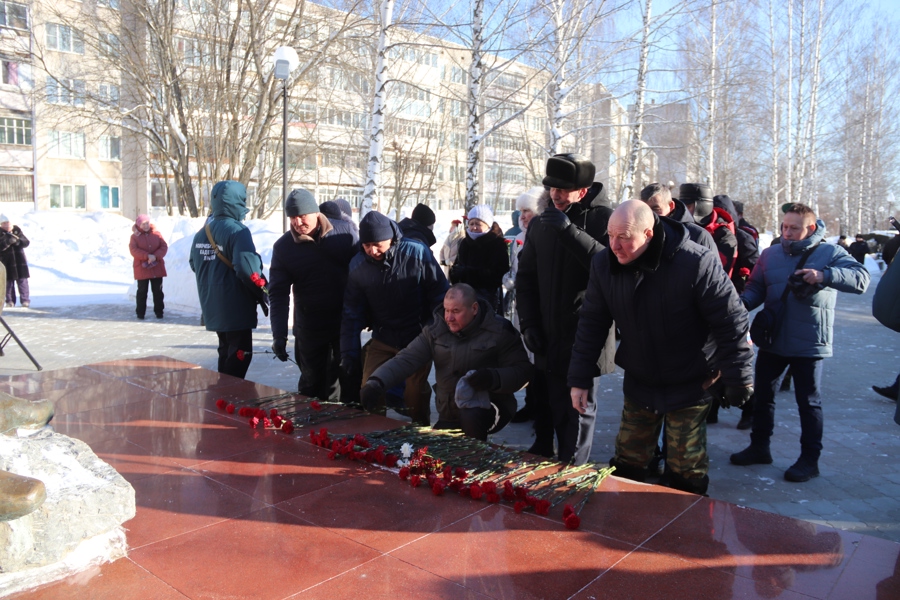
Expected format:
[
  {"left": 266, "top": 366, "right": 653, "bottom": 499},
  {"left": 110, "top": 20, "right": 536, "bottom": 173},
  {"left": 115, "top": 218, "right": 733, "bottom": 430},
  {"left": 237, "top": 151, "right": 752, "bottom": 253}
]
[{"left": 310, "top": 401, "right": 322, "bottom": 411}]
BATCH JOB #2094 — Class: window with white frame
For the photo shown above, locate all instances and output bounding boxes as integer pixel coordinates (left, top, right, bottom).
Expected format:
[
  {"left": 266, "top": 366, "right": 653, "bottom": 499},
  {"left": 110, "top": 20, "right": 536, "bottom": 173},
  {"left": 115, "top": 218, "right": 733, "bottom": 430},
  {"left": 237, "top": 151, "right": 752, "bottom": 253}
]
[
  {"left": 0, "top": 1, "right": 27, "bottom": 31},
  {"left": 97, "top": 0, "right": 119, "bottom": 10},
  {"left": 49, "top": 184, "right": 86, "bottom": 209},
  {"left": 1, "top": 60, "right": 17, "bottom": 86},
  {"left": 100, "top": 185, "right": 119, "bottom": 208},
  {"left": 99, "top": 136, "right": 120, "bottom": 160},
  {"left": 99, "top": 33, "right": 120, "bottom": 58},
  {"left": 99, "top": 83, "right": 119, "bottom": 108},
  {"left": 48, "top": 130, "right": 85, "bottom": 159},
  {"left": 46, "top": 77, "right": 85, "bottom": 106},
  {"left": 46, "top": 23, "right": 84, "bottom": 54},
  {"left": 0, "top": 117, "right": 30, "bottom": 145}
]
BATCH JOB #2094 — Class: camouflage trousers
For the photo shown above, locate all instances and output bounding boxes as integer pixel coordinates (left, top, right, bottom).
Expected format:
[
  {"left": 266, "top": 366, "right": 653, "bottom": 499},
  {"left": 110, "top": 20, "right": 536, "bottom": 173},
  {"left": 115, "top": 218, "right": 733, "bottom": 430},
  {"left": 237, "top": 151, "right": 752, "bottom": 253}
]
[{"left": 614, "top": 396, "right": 710, "bottom": 479}]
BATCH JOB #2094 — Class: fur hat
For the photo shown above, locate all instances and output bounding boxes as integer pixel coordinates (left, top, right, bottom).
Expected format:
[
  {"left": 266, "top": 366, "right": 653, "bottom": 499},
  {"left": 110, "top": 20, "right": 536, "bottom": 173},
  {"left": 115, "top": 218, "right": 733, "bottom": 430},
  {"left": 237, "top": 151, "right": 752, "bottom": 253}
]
[
  {"left": 467, "top": 204, "right": 494, "bottom": 226},
  {"left": 678, "top": 183, "right": 712, "bottom": 205},
  {"left": 542, "top": 154, "right": 595, "bottom": 190},
  {"left": 515, "top": 187, "right": 543, "bottom": 213},
  {"left": 284, "top": 188, "right": 318, "bottom": 217}
]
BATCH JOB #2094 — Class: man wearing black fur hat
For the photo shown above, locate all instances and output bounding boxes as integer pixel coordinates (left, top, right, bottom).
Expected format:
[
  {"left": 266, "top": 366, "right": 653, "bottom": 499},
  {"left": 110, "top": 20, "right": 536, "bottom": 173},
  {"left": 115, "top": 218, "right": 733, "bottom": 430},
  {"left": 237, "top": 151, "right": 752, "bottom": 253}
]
[
  {"left": 269, "top": 188, "right": 359, "bottom": 401},
  {"left": 341, "top": 210, "right": 449, "bottom": 425},
  {"left": 516, "top": 153, "right": 614, "bottom": 464}
]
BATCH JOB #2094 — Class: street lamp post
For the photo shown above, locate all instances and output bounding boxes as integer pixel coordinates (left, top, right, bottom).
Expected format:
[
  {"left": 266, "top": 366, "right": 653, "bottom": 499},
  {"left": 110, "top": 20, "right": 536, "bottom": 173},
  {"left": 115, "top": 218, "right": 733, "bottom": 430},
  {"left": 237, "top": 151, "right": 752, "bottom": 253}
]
[{"left": 273, "top": 46, "right": 300, "bottom": 233}]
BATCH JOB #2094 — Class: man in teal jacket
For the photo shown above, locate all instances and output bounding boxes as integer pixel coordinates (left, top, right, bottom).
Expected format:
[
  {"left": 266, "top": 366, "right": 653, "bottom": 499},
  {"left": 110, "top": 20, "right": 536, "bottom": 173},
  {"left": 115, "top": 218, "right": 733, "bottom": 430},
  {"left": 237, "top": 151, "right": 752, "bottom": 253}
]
[
  {"left": 731, "top": 203, "right": 869, "bottom": 482},
  {"left": 190, "top": 181, "right": 268, "bottom": 379}
]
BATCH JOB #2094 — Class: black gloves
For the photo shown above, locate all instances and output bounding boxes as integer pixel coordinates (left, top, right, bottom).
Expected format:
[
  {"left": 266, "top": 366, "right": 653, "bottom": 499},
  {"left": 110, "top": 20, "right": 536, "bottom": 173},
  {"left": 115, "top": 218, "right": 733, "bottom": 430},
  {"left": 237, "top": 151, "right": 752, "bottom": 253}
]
[
  {"left": 449, "top": 263, "right": 467, "bottom": 283},
  {"left": 539, "top": 206, "right": 571, "bottom": 232},
  {"left": 720, "top": 385, "right": 754, "bottom": 409},
  {"left": 272, "top": 338, "right": 288, "bottom": 362},
  {"left": 522, "top": 328, "right": 546, "bottom": 355},
  {"left": 340, "top": 356, "right": 361, "bottom": 381},
  {"left": 466, "top": 369, "right": 494, "bottom": 391},
  {"left": 360, "top": 378, "right": 384, "bottom": 412}
]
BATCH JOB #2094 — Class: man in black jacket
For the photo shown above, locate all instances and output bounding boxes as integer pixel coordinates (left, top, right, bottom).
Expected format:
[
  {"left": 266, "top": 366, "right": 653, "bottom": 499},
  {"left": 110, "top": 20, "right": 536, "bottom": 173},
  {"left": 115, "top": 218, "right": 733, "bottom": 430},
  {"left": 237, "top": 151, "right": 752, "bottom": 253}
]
[
  {"left": 568, "top": 200, "right": 754, "bottom": 495},
  {"left": 269, "top": 189, "right": 359, "bottom": 401},
  {"left": 639, "top": 183, "right": 715, "bottom": 252},
  {"left": 516, "top": 153, "right": 613, "bottom": 464}
]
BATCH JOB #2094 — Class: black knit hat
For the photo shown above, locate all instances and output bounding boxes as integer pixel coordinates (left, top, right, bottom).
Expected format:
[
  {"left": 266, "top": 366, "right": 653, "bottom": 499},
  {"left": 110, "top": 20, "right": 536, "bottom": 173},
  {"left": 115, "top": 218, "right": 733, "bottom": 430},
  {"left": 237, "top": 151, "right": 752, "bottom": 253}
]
[
  {"left": 359, "top": 211, "right": 395, "bottom": 244},
  {"left": 285, "top": 188, "right": 318, "bottom": 217},
  {"left": 542, "top": 153, "right": 595, "bottom": 190},
  {"left": 411, "top": 203, "right": 436, "bottom": 227}
]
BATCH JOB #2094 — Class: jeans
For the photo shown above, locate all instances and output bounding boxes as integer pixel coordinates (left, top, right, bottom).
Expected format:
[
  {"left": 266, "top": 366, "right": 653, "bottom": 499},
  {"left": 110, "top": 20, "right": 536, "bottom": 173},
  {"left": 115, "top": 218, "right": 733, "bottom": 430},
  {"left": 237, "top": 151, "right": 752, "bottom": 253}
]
[{"left": 750, "top": 351, "right": 824, "bottom": 460}]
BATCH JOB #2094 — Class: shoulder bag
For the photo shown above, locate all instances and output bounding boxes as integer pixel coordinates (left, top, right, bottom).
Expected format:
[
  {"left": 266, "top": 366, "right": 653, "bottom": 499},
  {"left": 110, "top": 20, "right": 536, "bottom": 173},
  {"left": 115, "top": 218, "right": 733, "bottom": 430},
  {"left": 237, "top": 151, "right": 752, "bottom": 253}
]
[{"left": 749, "top": 243, "right": 819, "bottom": 349}]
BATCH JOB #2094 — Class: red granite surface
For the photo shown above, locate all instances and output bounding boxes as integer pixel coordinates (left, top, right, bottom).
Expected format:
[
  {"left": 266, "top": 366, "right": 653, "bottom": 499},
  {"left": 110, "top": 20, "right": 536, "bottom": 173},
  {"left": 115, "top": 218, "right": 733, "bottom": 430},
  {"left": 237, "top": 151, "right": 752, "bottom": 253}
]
[{"left": 6, "top": 357, "right": 898, "bottom": 600}]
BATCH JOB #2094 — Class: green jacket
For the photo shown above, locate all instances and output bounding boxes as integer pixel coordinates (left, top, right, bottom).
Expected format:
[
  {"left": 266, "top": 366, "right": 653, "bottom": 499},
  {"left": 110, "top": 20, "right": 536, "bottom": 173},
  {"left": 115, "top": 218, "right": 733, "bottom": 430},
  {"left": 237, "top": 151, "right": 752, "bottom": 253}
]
[
  {"left": 189, "top": 181, "right": 266, "bottom": 332},
  {"left": 370, "top": 300, "right": 531, "bottom": 423}
]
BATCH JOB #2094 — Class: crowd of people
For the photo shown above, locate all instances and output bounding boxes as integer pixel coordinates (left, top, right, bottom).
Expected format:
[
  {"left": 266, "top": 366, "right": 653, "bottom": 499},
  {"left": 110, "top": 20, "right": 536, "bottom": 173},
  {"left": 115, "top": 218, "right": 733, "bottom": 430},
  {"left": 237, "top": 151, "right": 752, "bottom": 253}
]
[{"left": 183, "top": 153, "right": 883, "bottom": 495}]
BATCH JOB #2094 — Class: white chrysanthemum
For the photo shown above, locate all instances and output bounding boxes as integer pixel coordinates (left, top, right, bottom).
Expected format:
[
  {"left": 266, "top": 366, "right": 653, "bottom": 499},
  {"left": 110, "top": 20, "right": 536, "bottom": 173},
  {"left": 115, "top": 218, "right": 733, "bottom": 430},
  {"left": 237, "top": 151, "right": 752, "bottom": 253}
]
[{"left": 400, "top": 442, "right": 413, "bottom": 458}]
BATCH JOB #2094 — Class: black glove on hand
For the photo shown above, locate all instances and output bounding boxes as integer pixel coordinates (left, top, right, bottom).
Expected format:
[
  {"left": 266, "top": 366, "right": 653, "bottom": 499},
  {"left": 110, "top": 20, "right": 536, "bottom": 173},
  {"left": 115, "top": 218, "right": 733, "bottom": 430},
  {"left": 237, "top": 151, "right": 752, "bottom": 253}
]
[
  {"left": 340, "top": 356, "right": 361, "bottom": 381},
  {"left": 539, "top": 206, "right": 571, "bottom": 232},
  {"left": 522, "top": 328, "right": 546, "bottom": 355},
  {"left": 449, "top": 263, "right": 467, "bottom": 282},
  {"left": 466, "top": 369, "right": 494, "bottom": 391},
  {"left": 272, "top": 338, "right": 288, "bottom": 362},
  {"left": 721, "top": 385, "right": 754, "bottom": 409},
  {"left": 359, "top": 378, "right": 384, "bottom": 412}
]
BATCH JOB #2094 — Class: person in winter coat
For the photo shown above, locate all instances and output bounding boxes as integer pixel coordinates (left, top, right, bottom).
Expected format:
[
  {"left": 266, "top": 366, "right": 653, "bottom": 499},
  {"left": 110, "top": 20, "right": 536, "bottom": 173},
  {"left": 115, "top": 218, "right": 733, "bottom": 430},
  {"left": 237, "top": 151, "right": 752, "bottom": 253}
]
[
  {"left": 680, "top": 183, "right": 738, "bottom": 277},
  {"left": 731, "top": 203, "right": 870, "bottom": 482},
  {"left": 129, "top": 214, "right": 167, "bottom": 319},
  {"left": 0, "top": 215, "right": 30, "bottom": 308},
  {"left": 505, "top": 210, "right": 522, "bottom": 237},
  {"left": 516, "top": 153, "right": 615, "bottom": 464},
  {"left": 398, "top": 203, "right": 437, "bottom": 248},
  {"left": 450, "top": 204, "right": 509, "bottom": 312},
  {"left": 341, "top": 211, "right": 449, "bottom": 425},
  {"left": 269, "top": 189, "right": 358, "bottom": 401},
  {"left": 362, "top": 284, "right": 531, "bottom": 440},
  {"left": 714, "top": 194, "right": 760, "bottom": 294},
  {"left": 440, "top": 219, "right": 465, "bottom": 275},
  {"left": 848, "top": 235, "right": 869, "bottom": 264},
  {"left": 568, "top": 201, "right": 754, "bottom": 495},
  {"left": 639, "top": 183, "right": 715, "bottom": 253},
  {"left": 189, "top": 181, "right": 269, "bottom": 379}
]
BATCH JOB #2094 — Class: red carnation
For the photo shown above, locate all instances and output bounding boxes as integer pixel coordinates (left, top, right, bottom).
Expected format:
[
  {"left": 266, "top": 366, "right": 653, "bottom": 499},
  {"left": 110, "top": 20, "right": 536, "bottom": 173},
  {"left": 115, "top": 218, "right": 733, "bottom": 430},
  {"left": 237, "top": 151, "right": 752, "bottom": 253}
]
[
  {"left": 256, "top": 408, "right": 267, "bottom": 419},
  {"left": 236, "top": 350, "right": 246, "bottom": 361},
  {"left": 563, "top": 504, "right": 575, "bottom": 519},
  {"left": 384, "top": 454, "right": 398, "bottom": 467},
  {"left": 282, "top": 420, "right": 294, "bottom": 434},
  {"left": 515, "top": 486, "right": 528, "bottom": 500},
  {"left": 502, "top": 488, "right": 516, "bottom": 502},
  {"left": 263, "top": 417, "right": 272, "bottom": 428},
  {"left": 469, "top": 483, "right": 483, "bottom": 500},
  {"left": 399, "top": 467, "right": 411, "bottom": 481},
  {"left": 482, "top": 481, "right": 497, "bottom": 494},
  {"left": 250, "top": 272, "right": 261, "bottom": 285},
  {"left": 249, "top": 417, "right": 259, "bottom": 428},
  {"left": 448, "top": 479, "right": 462, "bottom": 491},
  {"left": 410, "top": 475, "right": 422, "bottom": 488},
  {"left": 564, "top": 513, "right": 581, "bottom": 530},
  {"left": 514, "top": 501, "right": 527, "bottom": 514},
  {"left": 327, "top": 450, "right": 337, "bottom": 460},
  {"left": 458, "top": 485, "right": 470, "bottom": 497},
  {"left": 486, "top": 492, "right": 501, "bottom": 503},
  {"left": 442, "top": 466, "right": 452, "bottom": 481},
  {"left": 215, "top": 399, "right": 226, "bottom": 410},
  {"left": 273, "top": 415, "right": 283, "bottom": 427},
  {"left": 431, "top": 481, "right": 446, "bottom": 496},
  {"left": 225, "top": 403, "right": 235, "bottom": 414},
  {"left": 525, "top": 495, "right": 538, "bottom": 507},
  {"left": 310, "top": 401, "right": 322, "bottom": 411},
  {"left": 535, "top": 499, "right": 551, "bottom": 516},
  {"left": 269, "top": 408, "right": 278, "bottom": 418},
  {"left": 454, "top": 467, "right": 468, "bottom": 479}
]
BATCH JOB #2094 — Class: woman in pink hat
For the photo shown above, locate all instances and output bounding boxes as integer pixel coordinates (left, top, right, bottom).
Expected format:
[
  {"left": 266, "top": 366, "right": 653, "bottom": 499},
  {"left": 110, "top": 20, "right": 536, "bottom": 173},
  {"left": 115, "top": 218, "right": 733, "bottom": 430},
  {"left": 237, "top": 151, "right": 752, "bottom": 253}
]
[{"left": 129, "top": 214, "right": 167, "bottom": 319}]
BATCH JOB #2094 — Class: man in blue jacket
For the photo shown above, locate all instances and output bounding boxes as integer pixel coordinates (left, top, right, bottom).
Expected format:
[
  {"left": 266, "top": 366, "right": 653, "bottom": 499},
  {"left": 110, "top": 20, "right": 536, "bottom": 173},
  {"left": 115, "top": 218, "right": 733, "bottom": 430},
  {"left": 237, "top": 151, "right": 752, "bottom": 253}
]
[
  {"left": 269, "top": 189, "right": 358, "bottom": 401},
  {"left": 340, "top": 211, "right": 448, "bottom": 425},
  {"left": 189, "top": 181, "right": 268, "bottom": 379},
  {"left": 731, "top": 203, "right": 870, "bottom": 482},
  {"left": 568, "top": 200, "right": 753, "bottom": 495}
]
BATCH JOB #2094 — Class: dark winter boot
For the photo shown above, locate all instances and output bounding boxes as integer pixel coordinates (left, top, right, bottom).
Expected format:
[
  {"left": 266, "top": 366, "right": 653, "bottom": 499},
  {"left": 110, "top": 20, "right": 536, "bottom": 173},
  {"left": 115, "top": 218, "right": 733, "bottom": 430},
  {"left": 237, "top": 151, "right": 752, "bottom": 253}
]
[
  {"left": 667, "top": 472, "right": 709, "bottom": 496},
  {"left": 511, "top": 406, "right": 533, "bottom": 423},
  {"left": 609, "top": 458, "right": 649, "bottom": 483},
  {"left": 736, "top": 404, "right": 753, "bottom": 430},
  {"left": 730, "top": 444, "right": 773, "bottom": 466},
  {"left": 784, "top": 456, "right": 819, "bottom": 482},
  {"left": 872, "top": 374, "right": 899, "bottom": 401},
  {"left": 526, "top": 439, "right": 554, "bottom": 458}
]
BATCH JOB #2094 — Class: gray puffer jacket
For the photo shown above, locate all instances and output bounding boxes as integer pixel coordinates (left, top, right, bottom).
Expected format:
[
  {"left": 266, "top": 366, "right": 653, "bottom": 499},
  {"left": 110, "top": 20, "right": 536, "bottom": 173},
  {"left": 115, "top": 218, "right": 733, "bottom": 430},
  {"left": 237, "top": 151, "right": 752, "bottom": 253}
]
[
  {"left": 741, "top": 220, "right": 869, "bottom": 358},
  {"left": 369, "top": 300, "right": 531, "bottom": 423}
]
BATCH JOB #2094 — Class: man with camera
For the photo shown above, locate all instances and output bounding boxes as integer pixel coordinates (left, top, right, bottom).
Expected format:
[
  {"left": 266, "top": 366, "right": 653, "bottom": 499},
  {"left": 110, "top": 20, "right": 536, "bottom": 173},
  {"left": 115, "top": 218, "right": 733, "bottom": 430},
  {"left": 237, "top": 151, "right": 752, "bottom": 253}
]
[{"left": 731, "top": 203, "right": 869, "bottom": 482}]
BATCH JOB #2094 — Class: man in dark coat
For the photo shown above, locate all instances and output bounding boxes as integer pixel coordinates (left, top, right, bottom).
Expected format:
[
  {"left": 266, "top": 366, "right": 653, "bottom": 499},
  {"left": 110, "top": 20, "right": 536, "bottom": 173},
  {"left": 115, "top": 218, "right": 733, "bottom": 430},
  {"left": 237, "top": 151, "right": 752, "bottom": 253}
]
[
  {"left": 362, "top": 284, "right": 531, "bottom": 440},
  {"left": 341, "top": 211, "right": 449, "bottom": 425},
  {"left": 516, "top": 153, "right": 614, "bottom": 464},
  {"left": 269, "top": 189, "right": 358, "bottom": 401},
  {"left": 398, "top": 203, "right": 437, "bottom": 247},
  {"left": 714, "top": 195, "right": 759, "bottom": 294},
  {"left": 848, "top": 235, "right": 869, "bottom": 264},
  {"left": 680, "top": 183, "right": 738, "bottom": 278},
  {"left": 639, "top": 183, "right": 715, "bottom": 252},
  {"left": 190, "top": 181, "right": 268, "bottom": 379},
  {"left": 0, "top": 216, "right": 30, "bottom": 308},
  {"left": 568, "top": 200, "right": 754, "bottom": 495}
]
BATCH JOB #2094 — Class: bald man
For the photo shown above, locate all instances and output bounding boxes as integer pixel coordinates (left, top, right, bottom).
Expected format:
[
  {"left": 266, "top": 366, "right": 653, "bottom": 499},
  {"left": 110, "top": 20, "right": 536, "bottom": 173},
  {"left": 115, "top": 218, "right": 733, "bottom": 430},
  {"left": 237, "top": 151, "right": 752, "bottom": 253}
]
[{"left": 567, "top": 200, "right": 753, "bottom": 495}]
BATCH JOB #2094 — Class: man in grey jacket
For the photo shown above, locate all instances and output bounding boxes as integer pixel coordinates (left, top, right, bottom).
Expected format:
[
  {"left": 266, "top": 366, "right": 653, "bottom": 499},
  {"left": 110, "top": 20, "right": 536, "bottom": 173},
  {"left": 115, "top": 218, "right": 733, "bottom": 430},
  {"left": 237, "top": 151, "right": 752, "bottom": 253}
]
[
  {"left": 731, "top": 203, "right": 870, "bottom": 482},
  {"left": 361, "top": 284, "right": 531, "bottom": 440}
]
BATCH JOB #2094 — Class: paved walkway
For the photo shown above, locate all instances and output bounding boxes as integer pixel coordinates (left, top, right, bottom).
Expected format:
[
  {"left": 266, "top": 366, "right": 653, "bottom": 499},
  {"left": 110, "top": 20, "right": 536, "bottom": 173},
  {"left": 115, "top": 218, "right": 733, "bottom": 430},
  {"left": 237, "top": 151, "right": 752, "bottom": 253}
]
[{"left": 1, "top": 280, "right": 898, "bottom": 543}]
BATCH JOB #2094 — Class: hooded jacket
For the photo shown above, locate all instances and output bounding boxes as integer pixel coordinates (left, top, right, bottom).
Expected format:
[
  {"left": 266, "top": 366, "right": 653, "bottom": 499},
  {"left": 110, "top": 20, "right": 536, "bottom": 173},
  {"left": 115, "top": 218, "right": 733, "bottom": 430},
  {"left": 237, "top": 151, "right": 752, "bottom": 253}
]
[
  {"left": 714, "top": 194, "right": 759, "bottom": 292},
  {"left": 515, "top": 182, "right": 613, "bottom": 373},
  {"left": 129, "top": 223, "right": 168, "bottom": 281},
  {"left": 341, "top": 217, "right": 449, "bottom": 358},
  {"left": 189, "top": 181, "right": 267, "bottom": 332},
  {"left": 740, "top": 220, "right": 870, "bottom": 358},
  {"left": 568, "top": 216, "right": 754, "bottom": 414},
  {"left": 398, "top": 217, "right": 437, "bottom": 247},
  {"left": 269, "top": 213, "right": 358, "bottom": 338},
  {"left": 370, "top": 299, "right": 531, "bottom": 423}
]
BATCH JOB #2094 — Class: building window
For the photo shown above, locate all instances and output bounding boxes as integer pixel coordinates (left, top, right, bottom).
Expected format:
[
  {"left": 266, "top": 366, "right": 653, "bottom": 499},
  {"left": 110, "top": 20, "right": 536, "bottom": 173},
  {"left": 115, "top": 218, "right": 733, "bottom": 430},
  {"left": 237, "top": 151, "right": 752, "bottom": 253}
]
[
  {"left": 49, "top": 131, "right": 85, "bottom": 159},
  {"left": 46, "top": 23, "right": 84, "bottom": 54},
  {"left": 46, "top": 77, "right": 85, "bottom": 106},
  {"left": 99, "top": 33, "right": 120, "bottom": 58},
  {"left": 99, "top": 83, "right": 119, "bottom": 108},
  {"left": 49, "top": 184, "right": 86, "bottom": 209},
  {"left": 99, "top": 136, "right": 121, "bottom": 160},
  {"left": 100, "top": 185, "right": 119, "bottom": 209},
  {"left": 1, "top": 60, "right": 17, "bottom": 85},
  {"left": 0, "top": 117, "right": 30, "bottom": 145},
  {"left": 97, "top": 0, "right": 119, "bottom": 10},
  {"left": 0, "top": 1, "right": 27, "bottom": 31}
]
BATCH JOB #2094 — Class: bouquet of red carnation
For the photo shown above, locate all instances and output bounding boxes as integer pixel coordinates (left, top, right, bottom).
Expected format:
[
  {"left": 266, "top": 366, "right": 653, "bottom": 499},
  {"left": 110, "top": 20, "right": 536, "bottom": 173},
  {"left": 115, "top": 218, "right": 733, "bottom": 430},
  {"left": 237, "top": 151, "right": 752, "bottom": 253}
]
[{"left": 249, "top": 272, "right": 269, "bottom": 294}]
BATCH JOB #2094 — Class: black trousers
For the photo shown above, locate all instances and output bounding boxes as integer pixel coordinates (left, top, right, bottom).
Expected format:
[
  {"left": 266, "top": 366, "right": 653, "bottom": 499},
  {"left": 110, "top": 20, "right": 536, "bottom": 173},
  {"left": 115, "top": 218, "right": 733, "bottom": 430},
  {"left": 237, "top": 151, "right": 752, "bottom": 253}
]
[
  {"left": 546, "top": 371, "right": 596, "bottom": 465},
  {"left": 136, "top": 278, "right": 164, "bottom": 317},
  {"left": 295, "top": 328, "right": 351, "bottom": 403},
  {"left": 459, "top": 393, "right": 516, "bottom": 441},
  {"left": 216, "top": 329, "right": 253, "bottom": 379}
]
